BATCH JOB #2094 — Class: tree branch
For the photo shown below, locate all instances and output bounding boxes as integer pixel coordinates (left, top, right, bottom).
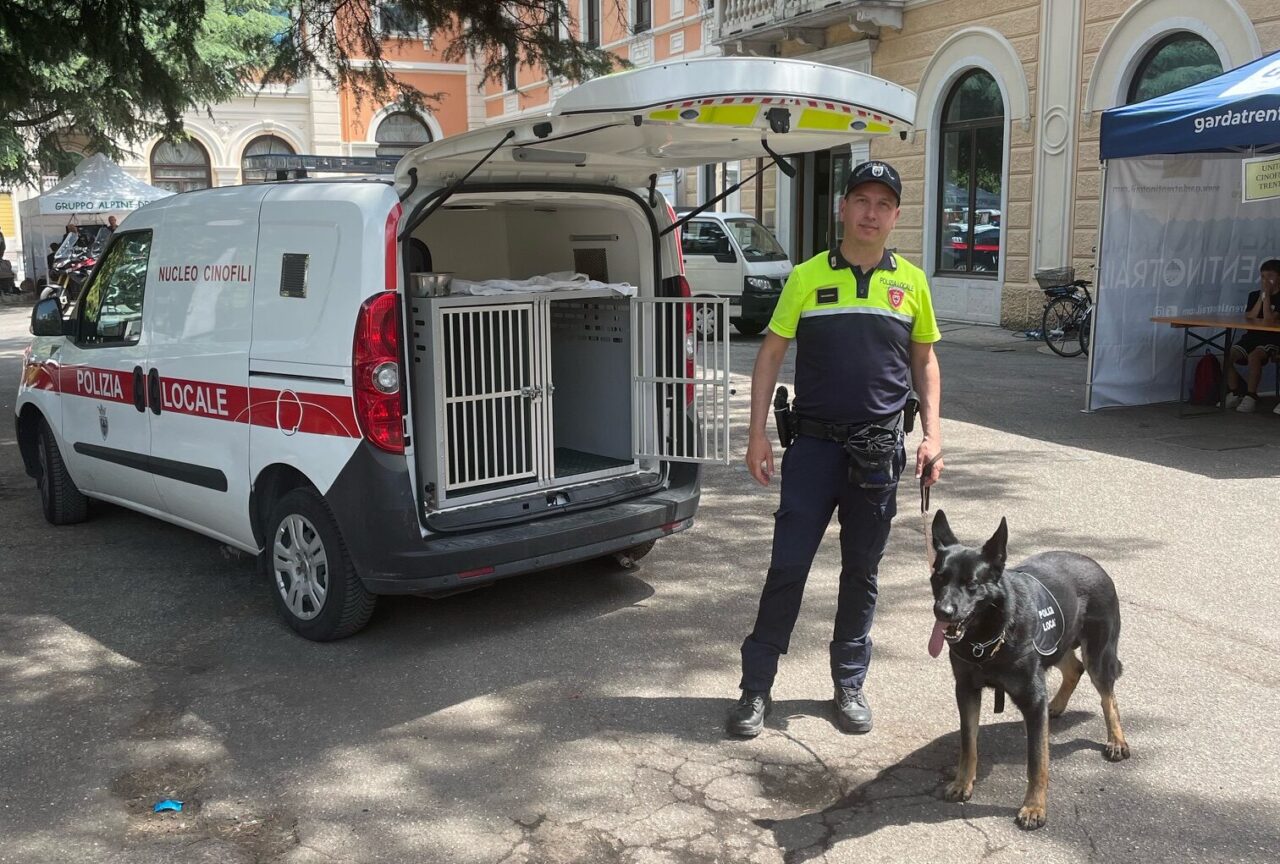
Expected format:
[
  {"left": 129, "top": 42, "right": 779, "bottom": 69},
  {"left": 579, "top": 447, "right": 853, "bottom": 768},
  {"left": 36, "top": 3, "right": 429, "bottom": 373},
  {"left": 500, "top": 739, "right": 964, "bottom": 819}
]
[{"left": 12, "top": 108, "right": 67, "bottom": 129}]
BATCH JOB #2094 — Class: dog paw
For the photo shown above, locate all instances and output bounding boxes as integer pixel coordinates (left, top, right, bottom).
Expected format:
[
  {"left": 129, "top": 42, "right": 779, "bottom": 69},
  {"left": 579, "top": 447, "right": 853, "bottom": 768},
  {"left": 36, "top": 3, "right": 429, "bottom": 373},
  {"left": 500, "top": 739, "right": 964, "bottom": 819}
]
[
  {"left": 1047, "top": 702, "right": 1067, "bottom": 718},
  {"left": 1015, "top": 805, "right": 1047, "bottom": 830},
  {"left": 943, "top": 780, "right": 973, "bottom": 802},
  {"left": 1104, "top": 740, "right": 1131, "bottom": 762}
]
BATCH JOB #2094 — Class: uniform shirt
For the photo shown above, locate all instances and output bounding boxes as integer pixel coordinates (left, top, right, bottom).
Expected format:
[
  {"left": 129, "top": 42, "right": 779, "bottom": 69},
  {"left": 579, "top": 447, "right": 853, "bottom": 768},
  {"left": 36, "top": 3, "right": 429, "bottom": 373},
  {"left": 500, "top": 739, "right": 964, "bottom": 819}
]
[{"left": 768, "top": 247, "right": 940, "bottom": 425}]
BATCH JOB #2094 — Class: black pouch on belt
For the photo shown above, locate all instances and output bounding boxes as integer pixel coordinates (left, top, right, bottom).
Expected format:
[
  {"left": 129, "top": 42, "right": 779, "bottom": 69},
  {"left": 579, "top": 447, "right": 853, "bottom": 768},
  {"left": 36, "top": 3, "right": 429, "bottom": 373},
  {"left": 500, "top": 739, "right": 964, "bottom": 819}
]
[{"left": 843, "top": 422, "right": 904, "bottom": 489}]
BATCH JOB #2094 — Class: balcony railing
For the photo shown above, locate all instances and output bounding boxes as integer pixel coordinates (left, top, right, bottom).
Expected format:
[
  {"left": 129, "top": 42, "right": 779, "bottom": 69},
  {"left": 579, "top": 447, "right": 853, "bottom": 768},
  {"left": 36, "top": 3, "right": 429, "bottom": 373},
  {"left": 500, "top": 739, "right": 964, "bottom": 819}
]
[{"left": 714, "top": 0, "right": 903, "bottom": 46}]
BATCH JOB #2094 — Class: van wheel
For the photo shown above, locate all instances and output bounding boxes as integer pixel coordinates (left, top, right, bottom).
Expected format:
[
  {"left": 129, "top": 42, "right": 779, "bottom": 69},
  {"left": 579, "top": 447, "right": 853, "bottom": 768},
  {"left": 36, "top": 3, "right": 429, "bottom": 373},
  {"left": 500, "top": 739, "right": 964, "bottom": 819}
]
[
  {"left": 734, "top": 319, "right": 766, "bottom": 337},
  {"left": 693, "top": 302, "right": 718, "bottom": 338},
  {"left": 609, "top": 540, "right": 656, "bottom": 570},
  {"left": 262, "top": 488, "right": 376, "bottom": 641},
  {"left": 36, "top": 419, "right": 88, "bottom": 525}
]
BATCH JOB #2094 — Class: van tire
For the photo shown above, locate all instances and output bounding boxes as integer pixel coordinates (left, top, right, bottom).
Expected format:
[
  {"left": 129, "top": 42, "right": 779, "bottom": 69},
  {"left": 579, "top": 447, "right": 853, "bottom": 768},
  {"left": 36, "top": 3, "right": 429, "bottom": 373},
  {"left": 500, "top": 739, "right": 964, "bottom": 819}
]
[
  {"left": 37, "top": 419, "right": 88, "bottom": 525},
  {"left": 262, "top": 488, "right": 376, "bottom": 641},
  {"left": 734, "top": 319, "right": 766, "bottom": 337}
]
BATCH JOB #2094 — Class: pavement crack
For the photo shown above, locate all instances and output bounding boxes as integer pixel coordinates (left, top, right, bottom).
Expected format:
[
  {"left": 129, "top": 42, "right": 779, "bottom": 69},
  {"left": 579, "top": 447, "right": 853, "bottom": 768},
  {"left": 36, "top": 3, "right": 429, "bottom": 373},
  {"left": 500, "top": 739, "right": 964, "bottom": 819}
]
[
  {"left": 1075, "top": 801, "right": 1100, "bottom": 862},
  {"left": 961, "top": 812, "right": 1007, "bottom": 862},
  {"left": 775, "top": 728, "right": 849, "bottom": 796}
]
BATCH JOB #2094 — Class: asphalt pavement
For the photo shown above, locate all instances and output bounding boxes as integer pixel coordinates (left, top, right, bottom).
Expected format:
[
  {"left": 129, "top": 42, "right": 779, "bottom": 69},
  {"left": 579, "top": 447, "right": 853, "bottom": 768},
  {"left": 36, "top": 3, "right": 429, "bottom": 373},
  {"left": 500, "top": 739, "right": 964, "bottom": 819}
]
[{"left": 1, "top": 296, "right": 1277, "bottom": 863}]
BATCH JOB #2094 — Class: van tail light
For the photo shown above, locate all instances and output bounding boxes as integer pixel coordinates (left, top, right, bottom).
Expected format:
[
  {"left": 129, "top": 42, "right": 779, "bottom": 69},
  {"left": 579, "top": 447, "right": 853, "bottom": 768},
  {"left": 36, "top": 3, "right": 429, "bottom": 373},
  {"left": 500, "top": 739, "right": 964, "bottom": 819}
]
[
  {"left": 678, "top": 275, "right": 695, "bottom": 407},
  {"left": 353, "top": 291, "right": 404, "bottom": 453}
]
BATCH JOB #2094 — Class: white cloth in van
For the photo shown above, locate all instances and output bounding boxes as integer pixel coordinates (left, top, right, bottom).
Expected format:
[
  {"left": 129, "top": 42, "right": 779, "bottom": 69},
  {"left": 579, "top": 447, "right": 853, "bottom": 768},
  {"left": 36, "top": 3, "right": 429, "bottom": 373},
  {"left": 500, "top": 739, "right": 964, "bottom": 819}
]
[{"left": 453, "top": 271, "right": 636, "bottom": 297}]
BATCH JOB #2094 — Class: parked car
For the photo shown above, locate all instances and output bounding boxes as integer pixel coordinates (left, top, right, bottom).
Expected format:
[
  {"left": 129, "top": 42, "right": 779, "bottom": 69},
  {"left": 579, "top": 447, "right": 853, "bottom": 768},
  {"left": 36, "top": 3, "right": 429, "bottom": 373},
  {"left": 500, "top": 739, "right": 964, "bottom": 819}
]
[
  {"left": 943, "top": 223, "right": 1001, "bottom": 272},
  {"left": 677, "top": 210, "right": 792, "bottom": 336}
]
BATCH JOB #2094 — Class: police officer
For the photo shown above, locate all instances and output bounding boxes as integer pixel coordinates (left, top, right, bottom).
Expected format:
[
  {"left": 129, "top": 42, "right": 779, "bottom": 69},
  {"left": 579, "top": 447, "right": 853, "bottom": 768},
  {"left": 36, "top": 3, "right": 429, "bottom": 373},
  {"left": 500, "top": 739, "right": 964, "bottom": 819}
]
[{"left": 727, "top": 160, "right": 944, "bottom": 737}]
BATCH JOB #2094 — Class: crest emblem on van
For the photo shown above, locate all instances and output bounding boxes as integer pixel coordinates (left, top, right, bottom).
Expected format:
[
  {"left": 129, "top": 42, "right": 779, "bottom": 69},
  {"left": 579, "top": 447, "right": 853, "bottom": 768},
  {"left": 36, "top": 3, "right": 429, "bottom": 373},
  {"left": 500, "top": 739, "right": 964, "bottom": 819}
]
[
  {"left": 888, "top": 288, "right": 905, "bottom": 309},
  {"left": 98, "top": 404, "right": 109, "bottom": 440}
]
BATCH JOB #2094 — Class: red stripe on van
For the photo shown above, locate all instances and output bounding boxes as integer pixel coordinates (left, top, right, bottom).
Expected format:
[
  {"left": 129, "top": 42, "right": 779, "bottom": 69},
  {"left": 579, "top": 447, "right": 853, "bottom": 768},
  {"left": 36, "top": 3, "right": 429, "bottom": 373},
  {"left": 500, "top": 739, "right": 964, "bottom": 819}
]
[
  {"left": 245, "top": 387, "right": 360, "bottom": 438},
  {"left": 51, "top": 365, "right": 360, "bottom": 439},
  {"left": 58, "top": 365, "right": 136, "bottom": 405}
]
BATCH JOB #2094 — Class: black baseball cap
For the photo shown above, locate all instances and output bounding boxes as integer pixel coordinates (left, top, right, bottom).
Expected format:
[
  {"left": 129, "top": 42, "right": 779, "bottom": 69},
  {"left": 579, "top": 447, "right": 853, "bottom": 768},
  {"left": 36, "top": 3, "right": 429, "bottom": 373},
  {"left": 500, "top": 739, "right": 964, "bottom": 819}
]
[{"left": 843, "top": 160, "right": 902, "bottom": 203}]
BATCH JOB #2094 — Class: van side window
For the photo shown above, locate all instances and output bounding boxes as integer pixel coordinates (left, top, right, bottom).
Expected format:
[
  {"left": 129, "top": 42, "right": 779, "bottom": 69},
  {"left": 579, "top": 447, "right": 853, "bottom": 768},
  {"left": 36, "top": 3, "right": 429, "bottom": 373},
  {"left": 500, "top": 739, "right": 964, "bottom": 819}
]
[
  {"left": 77, "top": 230, "right": 153, "bottom": 347},
  {"left": 681, "top": 220, "right": 729, "bottom": 256}
]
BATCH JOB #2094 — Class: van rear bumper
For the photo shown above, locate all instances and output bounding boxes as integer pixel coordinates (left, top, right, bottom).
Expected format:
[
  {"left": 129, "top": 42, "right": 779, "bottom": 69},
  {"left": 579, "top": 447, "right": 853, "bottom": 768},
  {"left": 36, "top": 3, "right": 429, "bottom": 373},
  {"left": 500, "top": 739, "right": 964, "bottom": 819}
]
[{"left": 324, "top": 443, "right": 701, "bottom": 595}]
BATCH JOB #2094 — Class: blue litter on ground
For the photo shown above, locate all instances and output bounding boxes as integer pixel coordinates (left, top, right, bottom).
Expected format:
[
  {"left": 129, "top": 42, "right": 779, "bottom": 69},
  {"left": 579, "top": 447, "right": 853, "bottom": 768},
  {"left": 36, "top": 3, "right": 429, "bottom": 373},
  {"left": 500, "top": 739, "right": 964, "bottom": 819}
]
[
  {"left": 153, "top": 799, "right": 183, "bottom": 813},
  {"left": 1024, "top": 329, "right": 1042, "bottom": 340}
]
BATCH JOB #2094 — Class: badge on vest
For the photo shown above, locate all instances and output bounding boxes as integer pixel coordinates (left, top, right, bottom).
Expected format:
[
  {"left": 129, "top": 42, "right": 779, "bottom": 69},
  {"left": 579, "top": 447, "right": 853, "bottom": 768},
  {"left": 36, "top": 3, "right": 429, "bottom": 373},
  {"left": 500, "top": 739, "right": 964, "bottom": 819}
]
[
  {"left": 887, "top": 288, "right": 904, "bottom": 309},
  {"left": 816, "top": 286, "right": 839, "bottom": 305},
  {"left": 1025, "top": 574, "right": 1065, "bottom": 656}
]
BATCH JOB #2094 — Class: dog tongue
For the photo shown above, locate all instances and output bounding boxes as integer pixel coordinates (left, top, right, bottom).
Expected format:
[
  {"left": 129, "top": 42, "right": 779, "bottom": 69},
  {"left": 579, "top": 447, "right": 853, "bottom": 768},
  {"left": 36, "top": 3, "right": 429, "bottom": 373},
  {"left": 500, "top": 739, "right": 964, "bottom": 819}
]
[{"left": 928, "top": 620, "right": 947, "bottom": 658}]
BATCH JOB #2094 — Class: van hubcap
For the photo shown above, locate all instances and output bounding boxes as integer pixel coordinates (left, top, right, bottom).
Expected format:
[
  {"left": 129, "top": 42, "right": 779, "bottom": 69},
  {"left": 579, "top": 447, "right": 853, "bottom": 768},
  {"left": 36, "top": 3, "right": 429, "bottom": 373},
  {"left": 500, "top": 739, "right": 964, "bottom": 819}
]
[
  {"left": 694, "top": 305, "right": 717, "bottom": 336},
  {"left": 272, "top": 514, "right": 329, "bottom": 620}
]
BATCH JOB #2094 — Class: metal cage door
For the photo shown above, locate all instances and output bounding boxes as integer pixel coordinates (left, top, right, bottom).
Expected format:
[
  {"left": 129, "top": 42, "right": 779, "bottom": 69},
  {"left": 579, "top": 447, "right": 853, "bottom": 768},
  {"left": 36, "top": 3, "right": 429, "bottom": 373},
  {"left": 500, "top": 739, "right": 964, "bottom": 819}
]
[
  {"left": 434, "top": 302, "right": 552, "bottom": 502},
  {"left": 632, "top": 296, "right": 731, "bottom": 463}
]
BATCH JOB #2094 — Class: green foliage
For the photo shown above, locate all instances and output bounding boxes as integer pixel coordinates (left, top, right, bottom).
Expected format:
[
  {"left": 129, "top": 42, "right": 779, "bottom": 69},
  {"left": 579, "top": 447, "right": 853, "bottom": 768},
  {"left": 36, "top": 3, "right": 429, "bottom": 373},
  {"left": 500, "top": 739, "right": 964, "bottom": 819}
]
[
  {"left": 265, "top": 1, "right": 624, "bottom": 116},
  {"left": 0, "top": 1, "right": 623, "bottom": 187},
  {"left": 1130, "top": 36, "right": 1223, "bottom": 103},
  {"left": 0, "top": 0, "right": 285, "bottom": 186}
]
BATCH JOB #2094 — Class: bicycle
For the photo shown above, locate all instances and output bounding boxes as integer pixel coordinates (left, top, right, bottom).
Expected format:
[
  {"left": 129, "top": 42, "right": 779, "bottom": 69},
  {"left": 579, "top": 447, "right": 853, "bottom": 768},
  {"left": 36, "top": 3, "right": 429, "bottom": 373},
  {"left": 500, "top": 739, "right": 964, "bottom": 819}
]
[{"left": 1036, "top": 267, "right": 1094, "bottom": 358}]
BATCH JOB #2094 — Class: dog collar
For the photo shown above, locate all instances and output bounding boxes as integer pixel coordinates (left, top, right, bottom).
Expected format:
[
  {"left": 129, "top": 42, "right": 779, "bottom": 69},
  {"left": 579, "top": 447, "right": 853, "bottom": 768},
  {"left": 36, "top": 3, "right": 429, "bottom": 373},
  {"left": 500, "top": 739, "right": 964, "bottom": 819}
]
[{"left": 954, "top": 629, "right": 1007, "bottom": 662}]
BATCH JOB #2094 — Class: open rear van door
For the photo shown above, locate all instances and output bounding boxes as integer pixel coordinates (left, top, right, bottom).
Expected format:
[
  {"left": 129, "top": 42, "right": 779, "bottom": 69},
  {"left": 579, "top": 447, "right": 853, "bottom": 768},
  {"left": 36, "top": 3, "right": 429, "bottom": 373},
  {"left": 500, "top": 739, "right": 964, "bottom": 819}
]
[{"left": 395, "top": 57, "right": 916, "bottom": 189}]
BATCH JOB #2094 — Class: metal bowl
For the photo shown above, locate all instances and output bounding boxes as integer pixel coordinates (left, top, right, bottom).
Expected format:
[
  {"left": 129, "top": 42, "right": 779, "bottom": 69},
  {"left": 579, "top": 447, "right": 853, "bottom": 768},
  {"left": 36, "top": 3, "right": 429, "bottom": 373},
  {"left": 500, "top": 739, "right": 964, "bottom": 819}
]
[{"left": 411, "top": 272, "right": 453, "bottom": 297}]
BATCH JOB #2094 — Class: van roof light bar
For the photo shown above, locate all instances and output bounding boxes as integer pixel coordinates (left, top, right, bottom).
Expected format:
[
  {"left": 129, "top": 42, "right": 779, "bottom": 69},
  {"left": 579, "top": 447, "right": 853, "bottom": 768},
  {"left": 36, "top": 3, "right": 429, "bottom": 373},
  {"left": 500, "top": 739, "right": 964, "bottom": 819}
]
[{"left": 243, "top": 153, "right": 401, "bottom": 179}]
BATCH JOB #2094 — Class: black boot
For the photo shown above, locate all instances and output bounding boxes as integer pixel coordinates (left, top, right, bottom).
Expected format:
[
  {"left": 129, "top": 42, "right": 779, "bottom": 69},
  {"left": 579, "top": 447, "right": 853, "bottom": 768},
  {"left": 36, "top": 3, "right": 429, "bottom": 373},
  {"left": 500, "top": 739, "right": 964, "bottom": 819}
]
[
  {"left": 726, "top": 689, "right": 771, "bottom": 738},
  {"left": 834, "top": 685, "right": 872, "bottom": 734}
]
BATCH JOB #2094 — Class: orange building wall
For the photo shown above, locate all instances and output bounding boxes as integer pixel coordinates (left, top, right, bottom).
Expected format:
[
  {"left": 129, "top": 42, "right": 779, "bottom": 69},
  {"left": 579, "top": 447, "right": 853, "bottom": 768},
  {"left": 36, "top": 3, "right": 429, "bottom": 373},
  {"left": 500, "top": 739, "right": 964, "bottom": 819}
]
[
  {"left": 336, "top": 8, "right": 471, "bottom": 143},
  {"left": 483, "top": 1, "right": 712, "bottom": 120}
]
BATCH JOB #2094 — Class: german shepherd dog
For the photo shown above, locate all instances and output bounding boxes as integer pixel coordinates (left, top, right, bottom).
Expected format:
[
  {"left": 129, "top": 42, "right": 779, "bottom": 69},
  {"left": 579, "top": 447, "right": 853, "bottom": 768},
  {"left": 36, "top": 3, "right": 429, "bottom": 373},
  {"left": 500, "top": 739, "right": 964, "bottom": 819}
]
[{"left": 927, "top": 511, "right": 1130, "bottom": 830}]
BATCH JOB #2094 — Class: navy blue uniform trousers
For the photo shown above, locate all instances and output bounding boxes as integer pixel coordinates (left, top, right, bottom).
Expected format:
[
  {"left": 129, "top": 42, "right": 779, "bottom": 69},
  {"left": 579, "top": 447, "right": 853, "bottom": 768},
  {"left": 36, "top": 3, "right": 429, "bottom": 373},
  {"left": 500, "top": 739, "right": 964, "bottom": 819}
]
[{"left": 740, "top": 434, "right": 902, "bottom": 692}]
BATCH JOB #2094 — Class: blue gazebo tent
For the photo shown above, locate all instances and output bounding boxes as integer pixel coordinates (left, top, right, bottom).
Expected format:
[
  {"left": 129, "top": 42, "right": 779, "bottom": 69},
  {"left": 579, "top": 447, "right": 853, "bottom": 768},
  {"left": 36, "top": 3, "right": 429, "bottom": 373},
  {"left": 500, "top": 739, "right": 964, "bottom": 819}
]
[
  {"left": 1100, "top": 51, "right": 1280, "bottom": 159},
  {"left": 1087, "top": 50, "right": 1280, "bottom": 410}
]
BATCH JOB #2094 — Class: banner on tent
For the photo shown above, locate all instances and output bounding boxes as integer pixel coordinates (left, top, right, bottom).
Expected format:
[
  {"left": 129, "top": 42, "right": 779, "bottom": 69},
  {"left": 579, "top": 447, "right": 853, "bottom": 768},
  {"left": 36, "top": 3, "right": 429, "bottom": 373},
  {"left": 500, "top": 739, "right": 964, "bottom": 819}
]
[
  {"left": 47, "top": 198, "right": 151, "bottom": 213},
  {"left": 1241, "top": 155, "right": 1280, "bottom": 203},
  {"left": 1091, "top": 156, "right": 1280, "bottom": 409}
]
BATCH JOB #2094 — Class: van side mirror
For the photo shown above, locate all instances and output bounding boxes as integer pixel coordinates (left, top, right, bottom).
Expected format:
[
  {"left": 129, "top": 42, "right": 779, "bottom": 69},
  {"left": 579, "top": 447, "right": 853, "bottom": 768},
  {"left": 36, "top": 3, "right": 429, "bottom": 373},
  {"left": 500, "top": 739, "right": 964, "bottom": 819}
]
[
  {"left": 30, "top": 297, "right": 65, "bottom": 337},
  {"left": 713, "top": 238, "right": 737, "bottom": 264}
]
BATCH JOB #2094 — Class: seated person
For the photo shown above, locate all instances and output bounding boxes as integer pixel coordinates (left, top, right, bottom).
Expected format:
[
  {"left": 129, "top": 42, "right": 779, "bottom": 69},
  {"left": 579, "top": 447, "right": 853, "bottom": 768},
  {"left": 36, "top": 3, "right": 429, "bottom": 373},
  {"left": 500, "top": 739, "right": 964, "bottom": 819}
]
[{"left": 1225, "top": 258, "right": 1280, "bottom": 413}]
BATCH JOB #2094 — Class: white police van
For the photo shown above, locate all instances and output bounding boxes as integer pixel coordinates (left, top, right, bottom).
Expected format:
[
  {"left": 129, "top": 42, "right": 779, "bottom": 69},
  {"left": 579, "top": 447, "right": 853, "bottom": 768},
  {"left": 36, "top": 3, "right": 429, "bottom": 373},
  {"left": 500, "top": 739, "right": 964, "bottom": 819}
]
[
  {"left": 15, "top": 58, "right": 915, "bottom": 640},
  {"left": 678, "top": 210, "right": 792, "bottom": 336}
]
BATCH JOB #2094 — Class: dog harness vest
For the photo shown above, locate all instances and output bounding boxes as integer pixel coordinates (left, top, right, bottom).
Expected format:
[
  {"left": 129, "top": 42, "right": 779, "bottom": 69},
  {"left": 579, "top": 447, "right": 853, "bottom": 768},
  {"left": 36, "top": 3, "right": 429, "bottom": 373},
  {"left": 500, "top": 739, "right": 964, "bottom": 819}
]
[
  {"left": 1023, "top": 573, "right": 1065, "bottom": 656},
  {"left": 768, "top": 248, "right": 940, "bottom": 425}
]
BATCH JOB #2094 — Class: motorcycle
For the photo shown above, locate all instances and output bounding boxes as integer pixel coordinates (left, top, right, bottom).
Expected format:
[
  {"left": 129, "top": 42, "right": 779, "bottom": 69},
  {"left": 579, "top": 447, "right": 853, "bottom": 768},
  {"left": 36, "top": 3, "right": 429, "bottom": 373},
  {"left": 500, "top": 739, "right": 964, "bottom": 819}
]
[{"left": 50, "top": 226, "right": 109, "bottom": 307}]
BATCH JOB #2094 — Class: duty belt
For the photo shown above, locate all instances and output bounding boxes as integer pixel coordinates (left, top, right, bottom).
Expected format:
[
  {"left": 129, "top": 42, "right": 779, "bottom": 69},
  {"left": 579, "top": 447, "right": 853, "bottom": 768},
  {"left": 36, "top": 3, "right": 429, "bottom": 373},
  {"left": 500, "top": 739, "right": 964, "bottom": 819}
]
[{"left": 794, "top": 414, "right": 901, "bottom": 442}]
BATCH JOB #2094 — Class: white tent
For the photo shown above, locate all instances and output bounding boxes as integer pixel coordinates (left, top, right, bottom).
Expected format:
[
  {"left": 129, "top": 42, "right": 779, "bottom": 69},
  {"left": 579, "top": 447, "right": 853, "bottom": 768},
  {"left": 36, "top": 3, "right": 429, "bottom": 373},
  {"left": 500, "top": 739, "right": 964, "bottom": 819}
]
[
  {"left": 1088, "top": 51, "right": 1280, "bottom": 409},
  {"left": 17, "top": 154, "right": 173, "bottom": 281}
]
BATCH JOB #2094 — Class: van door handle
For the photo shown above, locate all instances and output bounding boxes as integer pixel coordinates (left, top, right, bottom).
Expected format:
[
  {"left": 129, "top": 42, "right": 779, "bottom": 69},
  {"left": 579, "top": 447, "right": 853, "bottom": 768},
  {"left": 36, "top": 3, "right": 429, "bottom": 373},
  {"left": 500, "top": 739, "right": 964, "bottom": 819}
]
[
  {"left": 147, "top": 368, "right": 162, "bottom": 415},
  {"left": 132, "top": 366, "right": 145, "bottom": 412}
]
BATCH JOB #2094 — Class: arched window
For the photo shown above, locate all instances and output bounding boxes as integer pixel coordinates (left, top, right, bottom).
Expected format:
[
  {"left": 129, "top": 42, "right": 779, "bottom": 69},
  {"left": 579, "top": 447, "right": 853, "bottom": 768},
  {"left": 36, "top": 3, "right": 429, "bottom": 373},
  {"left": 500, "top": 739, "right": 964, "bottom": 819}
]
[
  {"left": 150, "top": 139, "right": 212, "bottom": 193},
  {"left": 936, "top": 70, "right": 1004, "bottom": 276},
  {"left": 241, "top": 134, "right": 296, "bottom": 183},
  {"left": 1127, "top": 33, "right": 1223, "bottom": 104},
  {"left": 374, "top": 112, "right": 432, "bottom": 157}
]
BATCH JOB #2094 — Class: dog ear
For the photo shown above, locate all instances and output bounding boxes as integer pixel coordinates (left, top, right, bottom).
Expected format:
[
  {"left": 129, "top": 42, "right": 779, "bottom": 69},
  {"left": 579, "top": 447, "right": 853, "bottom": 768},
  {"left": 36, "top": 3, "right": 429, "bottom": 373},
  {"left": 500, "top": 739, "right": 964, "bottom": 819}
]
[
  {"left": 981, "top": 517, "right": 1008, "bottom": 573},
  {"left": 931, "top": 509, "right": 957, "bottom": 552}
]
